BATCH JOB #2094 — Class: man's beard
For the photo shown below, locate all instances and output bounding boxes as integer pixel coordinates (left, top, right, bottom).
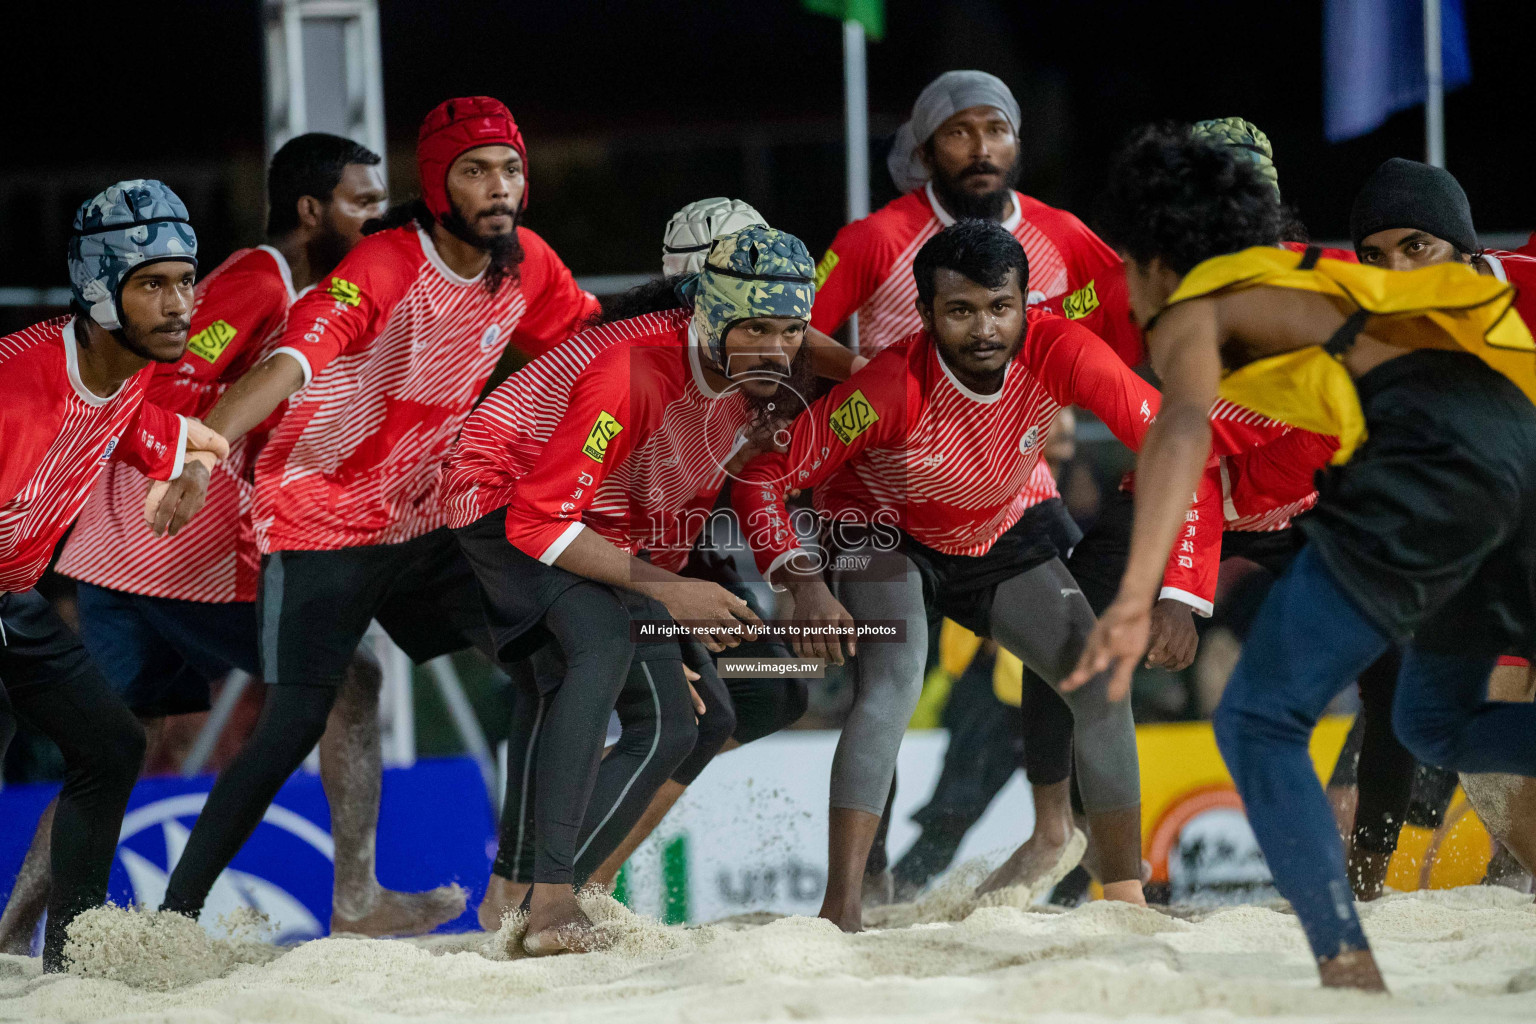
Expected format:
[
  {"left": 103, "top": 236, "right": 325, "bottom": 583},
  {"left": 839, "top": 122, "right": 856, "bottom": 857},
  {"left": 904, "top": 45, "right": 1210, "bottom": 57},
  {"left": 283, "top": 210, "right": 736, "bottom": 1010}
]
[
  {"left": 115, "top": 317, "right": 190, "bottom": 363},
  {"left": 930, "top": 151, "right": 1022, "bottom": 221},
  {"left": 440, "top": 199, "right": 525, "bottom": 293},
  {"left": 737, "top": 345, "right": 817, "bottom": 429},
  {"left": 307, "top": 217, "right": 352, "bottom": 279}
]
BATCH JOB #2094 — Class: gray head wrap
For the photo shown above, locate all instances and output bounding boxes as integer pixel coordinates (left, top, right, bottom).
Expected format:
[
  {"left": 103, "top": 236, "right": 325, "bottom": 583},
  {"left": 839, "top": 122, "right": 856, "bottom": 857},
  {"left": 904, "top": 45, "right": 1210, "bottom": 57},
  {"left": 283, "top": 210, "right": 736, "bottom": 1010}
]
[{"left": 887, "top": 70, "right": 1021, "bottom": 194}]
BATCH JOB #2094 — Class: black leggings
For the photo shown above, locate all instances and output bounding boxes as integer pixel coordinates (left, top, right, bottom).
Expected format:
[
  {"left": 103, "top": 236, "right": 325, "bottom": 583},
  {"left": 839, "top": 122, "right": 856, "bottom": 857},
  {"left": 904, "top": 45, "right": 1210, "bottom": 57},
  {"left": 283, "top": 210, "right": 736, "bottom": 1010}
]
[
  {"left": 671, "top": 550, "right": 810, "bottom": 784},
  {"left": 1327, "top": 648, "right": 1459, "bottom": 854},
  {"left": 493, "top": 583, "right": 699, "bottom": 885},
  {"left": 669, "top": 640, "right": 736, "bottom": 786},
  {"left": 670, "top": 635, "right": 810, "bottom": 785},
  {"left": 163, "top": 683, "right": 335, "bottom": 915},
  {"left": 0, "top": 590, "right": 147, "bottom": 970}
]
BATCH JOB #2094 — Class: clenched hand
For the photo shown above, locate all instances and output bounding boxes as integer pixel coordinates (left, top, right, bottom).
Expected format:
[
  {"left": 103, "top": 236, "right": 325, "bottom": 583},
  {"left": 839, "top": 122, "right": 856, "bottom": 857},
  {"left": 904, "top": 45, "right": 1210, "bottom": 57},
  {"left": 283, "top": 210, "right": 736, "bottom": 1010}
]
[{"left": 143, "top": 418, "right": 230, "bottom": 536}]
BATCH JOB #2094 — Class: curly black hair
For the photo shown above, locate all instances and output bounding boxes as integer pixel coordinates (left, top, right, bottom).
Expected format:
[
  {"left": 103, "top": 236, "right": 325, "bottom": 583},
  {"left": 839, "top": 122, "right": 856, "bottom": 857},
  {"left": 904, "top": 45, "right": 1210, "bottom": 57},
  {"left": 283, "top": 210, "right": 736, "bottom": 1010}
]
[
  {"left": 586, "top": 275, "right": 687, "bottom": 329},
  {"left": 1098, "top": 123, "right": 1289, "bottom": 276}
]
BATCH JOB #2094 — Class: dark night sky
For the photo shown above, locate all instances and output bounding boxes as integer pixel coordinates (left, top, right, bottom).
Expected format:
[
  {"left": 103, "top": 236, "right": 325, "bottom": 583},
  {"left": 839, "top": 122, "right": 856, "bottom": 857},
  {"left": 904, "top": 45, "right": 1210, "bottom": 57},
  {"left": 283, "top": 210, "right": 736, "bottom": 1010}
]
[{"left": 3, "top": 0, "right": 1534, "bottom": 281}]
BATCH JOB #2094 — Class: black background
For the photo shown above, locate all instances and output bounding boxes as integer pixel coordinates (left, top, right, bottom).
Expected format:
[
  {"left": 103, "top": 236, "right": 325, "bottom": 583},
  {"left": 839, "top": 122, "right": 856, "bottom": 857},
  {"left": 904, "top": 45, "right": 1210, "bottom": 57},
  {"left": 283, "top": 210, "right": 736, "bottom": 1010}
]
[{"left": 2, "top": 0, "right": 1531, "bottom": 283}]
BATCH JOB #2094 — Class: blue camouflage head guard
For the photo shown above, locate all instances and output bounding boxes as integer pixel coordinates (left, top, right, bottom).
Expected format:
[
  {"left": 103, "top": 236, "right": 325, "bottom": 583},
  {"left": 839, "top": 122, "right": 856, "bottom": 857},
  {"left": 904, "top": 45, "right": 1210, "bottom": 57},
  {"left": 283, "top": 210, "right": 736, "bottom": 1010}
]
[
  {"left": 68, "top": 179, "right": 198, "bottom": 331},
  {"left": 686, "top": 225, "right": 815, "bottom": 369}
]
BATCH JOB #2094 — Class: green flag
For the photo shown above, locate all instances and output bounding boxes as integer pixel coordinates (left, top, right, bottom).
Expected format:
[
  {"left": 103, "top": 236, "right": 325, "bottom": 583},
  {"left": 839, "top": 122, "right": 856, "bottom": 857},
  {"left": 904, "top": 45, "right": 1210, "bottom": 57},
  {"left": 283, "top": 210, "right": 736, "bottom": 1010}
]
[{"left": 802, "top": 0, "right": 884, "bottom": 41}]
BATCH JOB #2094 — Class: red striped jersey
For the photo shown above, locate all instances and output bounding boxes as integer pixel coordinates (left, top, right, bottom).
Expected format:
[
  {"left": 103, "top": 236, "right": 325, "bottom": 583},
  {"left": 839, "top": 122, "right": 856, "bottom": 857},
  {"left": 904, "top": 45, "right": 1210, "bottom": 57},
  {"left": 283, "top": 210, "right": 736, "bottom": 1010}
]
[
  {"left": 254, "top": 224, "right": 598, "bottom": 553},
  {"left": 734, "top": 311, "right": 1163, "bottom": 577},
  {"left": 811, "top": 186, "right": 1141, "bottom": 366},
  {"left": 444, "top": 309, "right": 751, "bottom": 572},
  {"left": 1, "top": 317, "right": 187, "bottom": 594},
  {"left": 1157, "top": 425, "right": 1337, "bottom": 614},
  {"left": 57, "top": 246, "right": 295, "bottom": 602}
]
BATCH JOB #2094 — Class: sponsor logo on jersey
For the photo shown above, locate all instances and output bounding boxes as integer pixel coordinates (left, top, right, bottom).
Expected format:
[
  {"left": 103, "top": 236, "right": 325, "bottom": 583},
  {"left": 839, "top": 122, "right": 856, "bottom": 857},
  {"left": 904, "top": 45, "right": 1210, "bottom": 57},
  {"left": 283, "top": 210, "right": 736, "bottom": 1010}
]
[
  {"left": 1062, "top": 280, "right": 1100, "bottom": 320},
  {"left": 582, "top": 411, "right": 624, "bottom": 462},
  {"left": 186, "top": 319, "right": 238, "bottom": 363},
  {"left": 327, "top": 277, "right": 362, "bottom": 307},
  {"left": 814, "top": 249, "right": 840, "bottom": 290},
  {"left": 828, "top": 389, "right": 878, "bottom": 445},
  {"left": 100, "top": 437, "right": 119, "bottom": 461}
]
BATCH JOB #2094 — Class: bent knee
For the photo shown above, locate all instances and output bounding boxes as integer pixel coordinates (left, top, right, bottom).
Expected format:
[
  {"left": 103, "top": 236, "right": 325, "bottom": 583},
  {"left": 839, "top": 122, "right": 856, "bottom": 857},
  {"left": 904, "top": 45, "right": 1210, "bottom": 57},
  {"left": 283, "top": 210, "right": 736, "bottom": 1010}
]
[
  {"left": 339, "top": 649, "right": 384, "bottom": 698},
  {"left": 656, "top": 711, "right": 701, "bottom": 771},
  {"left": 1391, "top": 702, "right": 1457, "bottom": 769},
  {"left": 693, "top": 700, "right": 736, "bottom": 760}
]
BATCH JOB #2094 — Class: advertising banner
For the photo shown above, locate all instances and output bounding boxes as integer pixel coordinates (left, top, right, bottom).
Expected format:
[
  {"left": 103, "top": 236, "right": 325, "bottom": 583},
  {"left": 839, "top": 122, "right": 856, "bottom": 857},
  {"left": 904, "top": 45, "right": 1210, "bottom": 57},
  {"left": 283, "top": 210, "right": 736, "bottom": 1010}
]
[
  {"left": 0, "top": 725, "right": 1495, "bottom": 939},
  {"left": 0, "top": 757, "right": 494, "bottom": 950}
]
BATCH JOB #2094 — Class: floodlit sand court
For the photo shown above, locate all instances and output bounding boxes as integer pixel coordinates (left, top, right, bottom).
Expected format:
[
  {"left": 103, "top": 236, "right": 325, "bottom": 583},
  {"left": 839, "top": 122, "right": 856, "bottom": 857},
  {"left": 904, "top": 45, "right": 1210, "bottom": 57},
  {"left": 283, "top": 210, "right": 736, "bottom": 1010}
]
[{"left": 1, "top": 886, "right": 1533, "bottom": 1023}]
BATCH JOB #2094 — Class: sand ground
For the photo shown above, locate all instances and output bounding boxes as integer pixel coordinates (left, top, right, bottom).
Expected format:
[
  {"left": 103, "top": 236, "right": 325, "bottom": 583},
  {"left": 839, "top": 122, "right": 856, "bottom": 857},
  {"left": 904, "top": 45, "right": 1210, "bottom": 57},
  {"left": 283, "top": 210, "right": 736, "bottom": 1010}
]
[{"left": 1, "top": 885, "right": 1533, "bottom": 1023}]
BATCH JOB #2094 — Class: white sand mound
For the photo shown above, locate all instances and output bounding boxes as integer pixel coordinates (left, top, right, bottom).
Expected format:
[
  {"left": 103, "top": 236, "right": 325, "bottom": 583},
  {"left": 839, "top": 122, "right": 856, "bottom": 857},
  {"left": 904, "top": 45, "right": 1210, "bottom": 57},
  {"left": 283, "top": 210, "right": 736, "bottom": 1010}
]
[
  {"left": 866, "top": 830, "right": 1086, "bottom": 930},
  {"left": 60, "top": 905, "right": 283, "bottom": 990},
  {"left": 0, "top": 886, "right": 1533, "bottom": 1023}
]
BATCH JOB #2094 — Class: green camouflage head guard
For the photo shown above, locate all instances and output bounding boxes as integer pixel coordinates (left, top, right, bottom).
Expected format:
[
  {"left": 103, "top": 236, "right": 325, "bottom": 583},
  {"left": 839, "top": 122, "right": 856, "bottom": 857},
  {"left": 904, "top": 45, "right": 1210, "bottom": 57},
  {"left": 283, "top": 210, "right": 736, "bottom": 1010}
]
[
  {"left": 690, "top": 225, "right": 815, "bottom": 369},
  {"left": 1192, "top": 117, "right": 1280, "bottom": 201}
]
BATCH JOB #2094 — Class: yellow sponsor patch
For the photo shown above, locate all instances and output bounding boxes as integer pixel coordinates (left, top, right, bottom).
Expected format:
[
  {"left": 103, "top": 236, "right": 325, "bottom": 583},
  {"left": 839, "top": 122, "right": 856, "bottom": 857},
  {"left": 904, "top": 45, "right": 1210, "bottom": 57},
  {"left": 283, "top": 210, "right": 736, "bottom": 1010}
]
[
  {"left": 828, "top": 389, "right": 878, "bottom": 445},
  {"left": 327, "top": 277, "right": 362, "bottom": 306},
  {"left": 1062, "top": 279, "right": 1100, "bottom": 320},
  {"left": 814, "top": 249, "right": 840, "bottom": 290},
  {"left": 185, "top": 319, "right": 237, "bottom": 363},
  {"left": 582, "top": 411, "right": 623, "bottom": 463}
]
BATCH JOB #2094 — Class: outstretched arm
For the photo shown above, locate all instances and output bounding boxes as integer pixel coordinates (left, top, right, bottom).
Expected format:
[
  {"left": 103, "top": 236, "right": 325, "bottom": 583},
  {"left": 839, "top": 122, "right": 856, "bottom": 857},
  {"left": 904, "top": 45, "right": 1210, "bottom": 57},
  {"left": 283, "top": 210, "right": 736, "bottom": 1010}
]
[{"left": 1064, "top": 298, "right": 1224, "bottom": 699}]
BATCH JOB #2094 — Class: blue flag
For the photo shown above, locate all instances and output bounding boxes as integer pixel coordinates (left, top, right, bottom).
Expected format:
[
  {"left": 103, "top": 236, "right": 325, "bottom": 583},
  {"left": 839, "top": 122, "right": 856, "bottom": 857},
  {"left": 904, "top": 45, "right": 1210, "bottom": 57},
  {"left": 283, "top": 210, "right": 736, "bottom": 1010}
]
[{"left": 1324, "top": 0, "right": 1471, "bottom": 143}]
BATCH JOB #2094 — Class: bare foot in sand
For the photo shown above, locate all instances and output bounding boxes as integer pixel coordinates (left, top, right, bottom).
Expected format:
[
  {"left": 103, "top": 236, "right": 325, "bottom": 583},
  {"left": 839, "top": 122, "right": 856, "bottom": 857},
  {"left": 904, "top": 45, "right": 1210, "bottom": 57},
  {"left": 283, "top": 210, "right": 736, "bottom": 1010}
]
[
  {"left": 477, "top": 875, "right": 531, "bottom": 932},
  {"left": 819, "top": 896, "right": 863, "bottom": 934},
  {"left": 523, "top": 884, "right": 598, "bottom": 956},
  {"left": 1318, "top": 949, "right": 1387, "bottom": 991},
  {"left": 976, "top": 827, "right": 1083, "bottom": 899},
  {"left": 331, "top": 885, "right": 468, "bottom": 938}
]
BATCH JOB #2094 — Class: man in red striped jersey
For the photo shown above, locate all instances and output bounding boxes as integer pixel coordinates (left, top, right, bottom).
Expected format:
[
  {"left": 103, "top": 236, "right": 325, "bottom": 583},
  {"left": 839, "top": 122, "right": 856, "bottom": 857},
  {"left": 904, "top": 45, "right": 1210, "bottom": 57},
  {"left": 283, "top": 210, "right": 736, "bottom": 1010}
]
[
  {"left": 735, "top": 220, "right": 1187, "bottom": 931},
  {"left": 872, "top": 120, "right": 1349, "bottom": 907},
  {"left": 812, "top": 74, "right": 1138, "bottom": 604},
  {"left": 852, "top": 117, "right": 1330, "bottom": 904},
  {"left": 1, "top": 135, "right": 464, "bottom": 951},
  {"left": 814, "top": 72, "right": 1141, "bottom": 904},
  {"left": 549, "top": 200, "right": 833, "bottom": 899},
  {"left": 443, "top": 224, "right": 815, "bottom": 953},
  {"left": 154, "top": 97, "right": 600, "bottom": 927},
  {"left": 0, "top": 180, "right": 226, "bottom": 970}
]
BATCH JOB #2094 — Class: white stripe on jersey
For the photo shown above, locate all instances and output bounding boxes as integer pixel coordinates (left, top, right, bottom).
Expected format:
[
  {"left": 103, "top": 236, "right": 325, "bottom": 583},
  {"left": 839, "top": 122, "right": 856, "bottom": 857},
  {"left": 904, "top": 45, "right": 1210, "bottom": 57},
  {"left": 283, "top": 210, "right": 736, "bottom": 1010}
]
[
  {"left": 56, "top": 249, "right": 292, "bottom": 602},
  {"left": 0, "top": 319, "right": 152, "bottom": 594},
  {"left": 255, "top": 242, "right": 529, "bottom": 553},
  {"left": 820, "top": 343, "right": 1064, "bottom": 556},
  {"left": 446, "top": 309, "right": 752, "bottom": 572}
]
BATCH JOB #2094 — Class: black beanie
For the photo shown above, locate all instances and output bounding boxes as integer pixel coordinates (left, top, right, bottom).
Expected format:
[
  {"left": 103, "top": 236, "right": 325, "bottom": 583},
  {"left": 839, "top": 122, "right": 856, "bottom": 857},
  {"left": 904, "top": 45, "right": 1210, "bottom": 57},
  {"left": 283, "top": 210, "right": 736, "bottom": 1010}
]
[{"left": 1349, "top": 157, "right": 1478, "bottom": 254}]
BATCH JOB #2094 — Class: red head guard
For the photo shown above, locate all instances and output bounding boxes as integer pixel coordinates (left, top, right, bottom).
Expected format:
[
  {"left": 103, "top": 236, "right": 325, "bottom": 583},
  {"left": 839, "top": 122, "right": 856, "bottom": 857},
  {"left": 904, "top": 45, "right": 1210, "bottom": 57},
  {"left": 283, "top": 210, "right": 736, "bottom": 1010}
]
[{"left": 416, "top": 96, "right": 527, "bottom": 222}]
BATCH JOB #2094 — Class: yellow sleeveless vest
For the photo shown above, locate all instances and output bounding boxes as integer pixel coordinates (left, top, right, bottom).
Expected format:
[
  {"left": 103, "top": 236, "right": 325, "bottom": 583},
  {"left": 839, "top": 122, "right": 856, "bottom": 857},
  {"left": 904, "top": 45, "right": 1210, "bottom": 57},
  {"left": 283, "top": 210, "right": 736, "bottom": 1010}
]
[{"left": 1162, "top": 247, "right": 1536, "bottom": 463}]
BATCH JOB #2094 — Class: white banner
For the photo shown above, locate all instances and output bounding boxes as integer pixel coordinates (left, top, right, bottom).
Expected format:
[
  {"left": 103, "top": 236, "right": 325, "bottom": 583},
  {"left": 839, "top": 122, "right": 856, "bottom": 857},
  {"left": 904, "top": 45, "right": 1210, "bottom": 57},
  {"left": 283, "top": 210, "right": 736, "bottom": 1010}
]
[{"left": 616, "top": 729, "right": 1037, "bottom": 924}]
